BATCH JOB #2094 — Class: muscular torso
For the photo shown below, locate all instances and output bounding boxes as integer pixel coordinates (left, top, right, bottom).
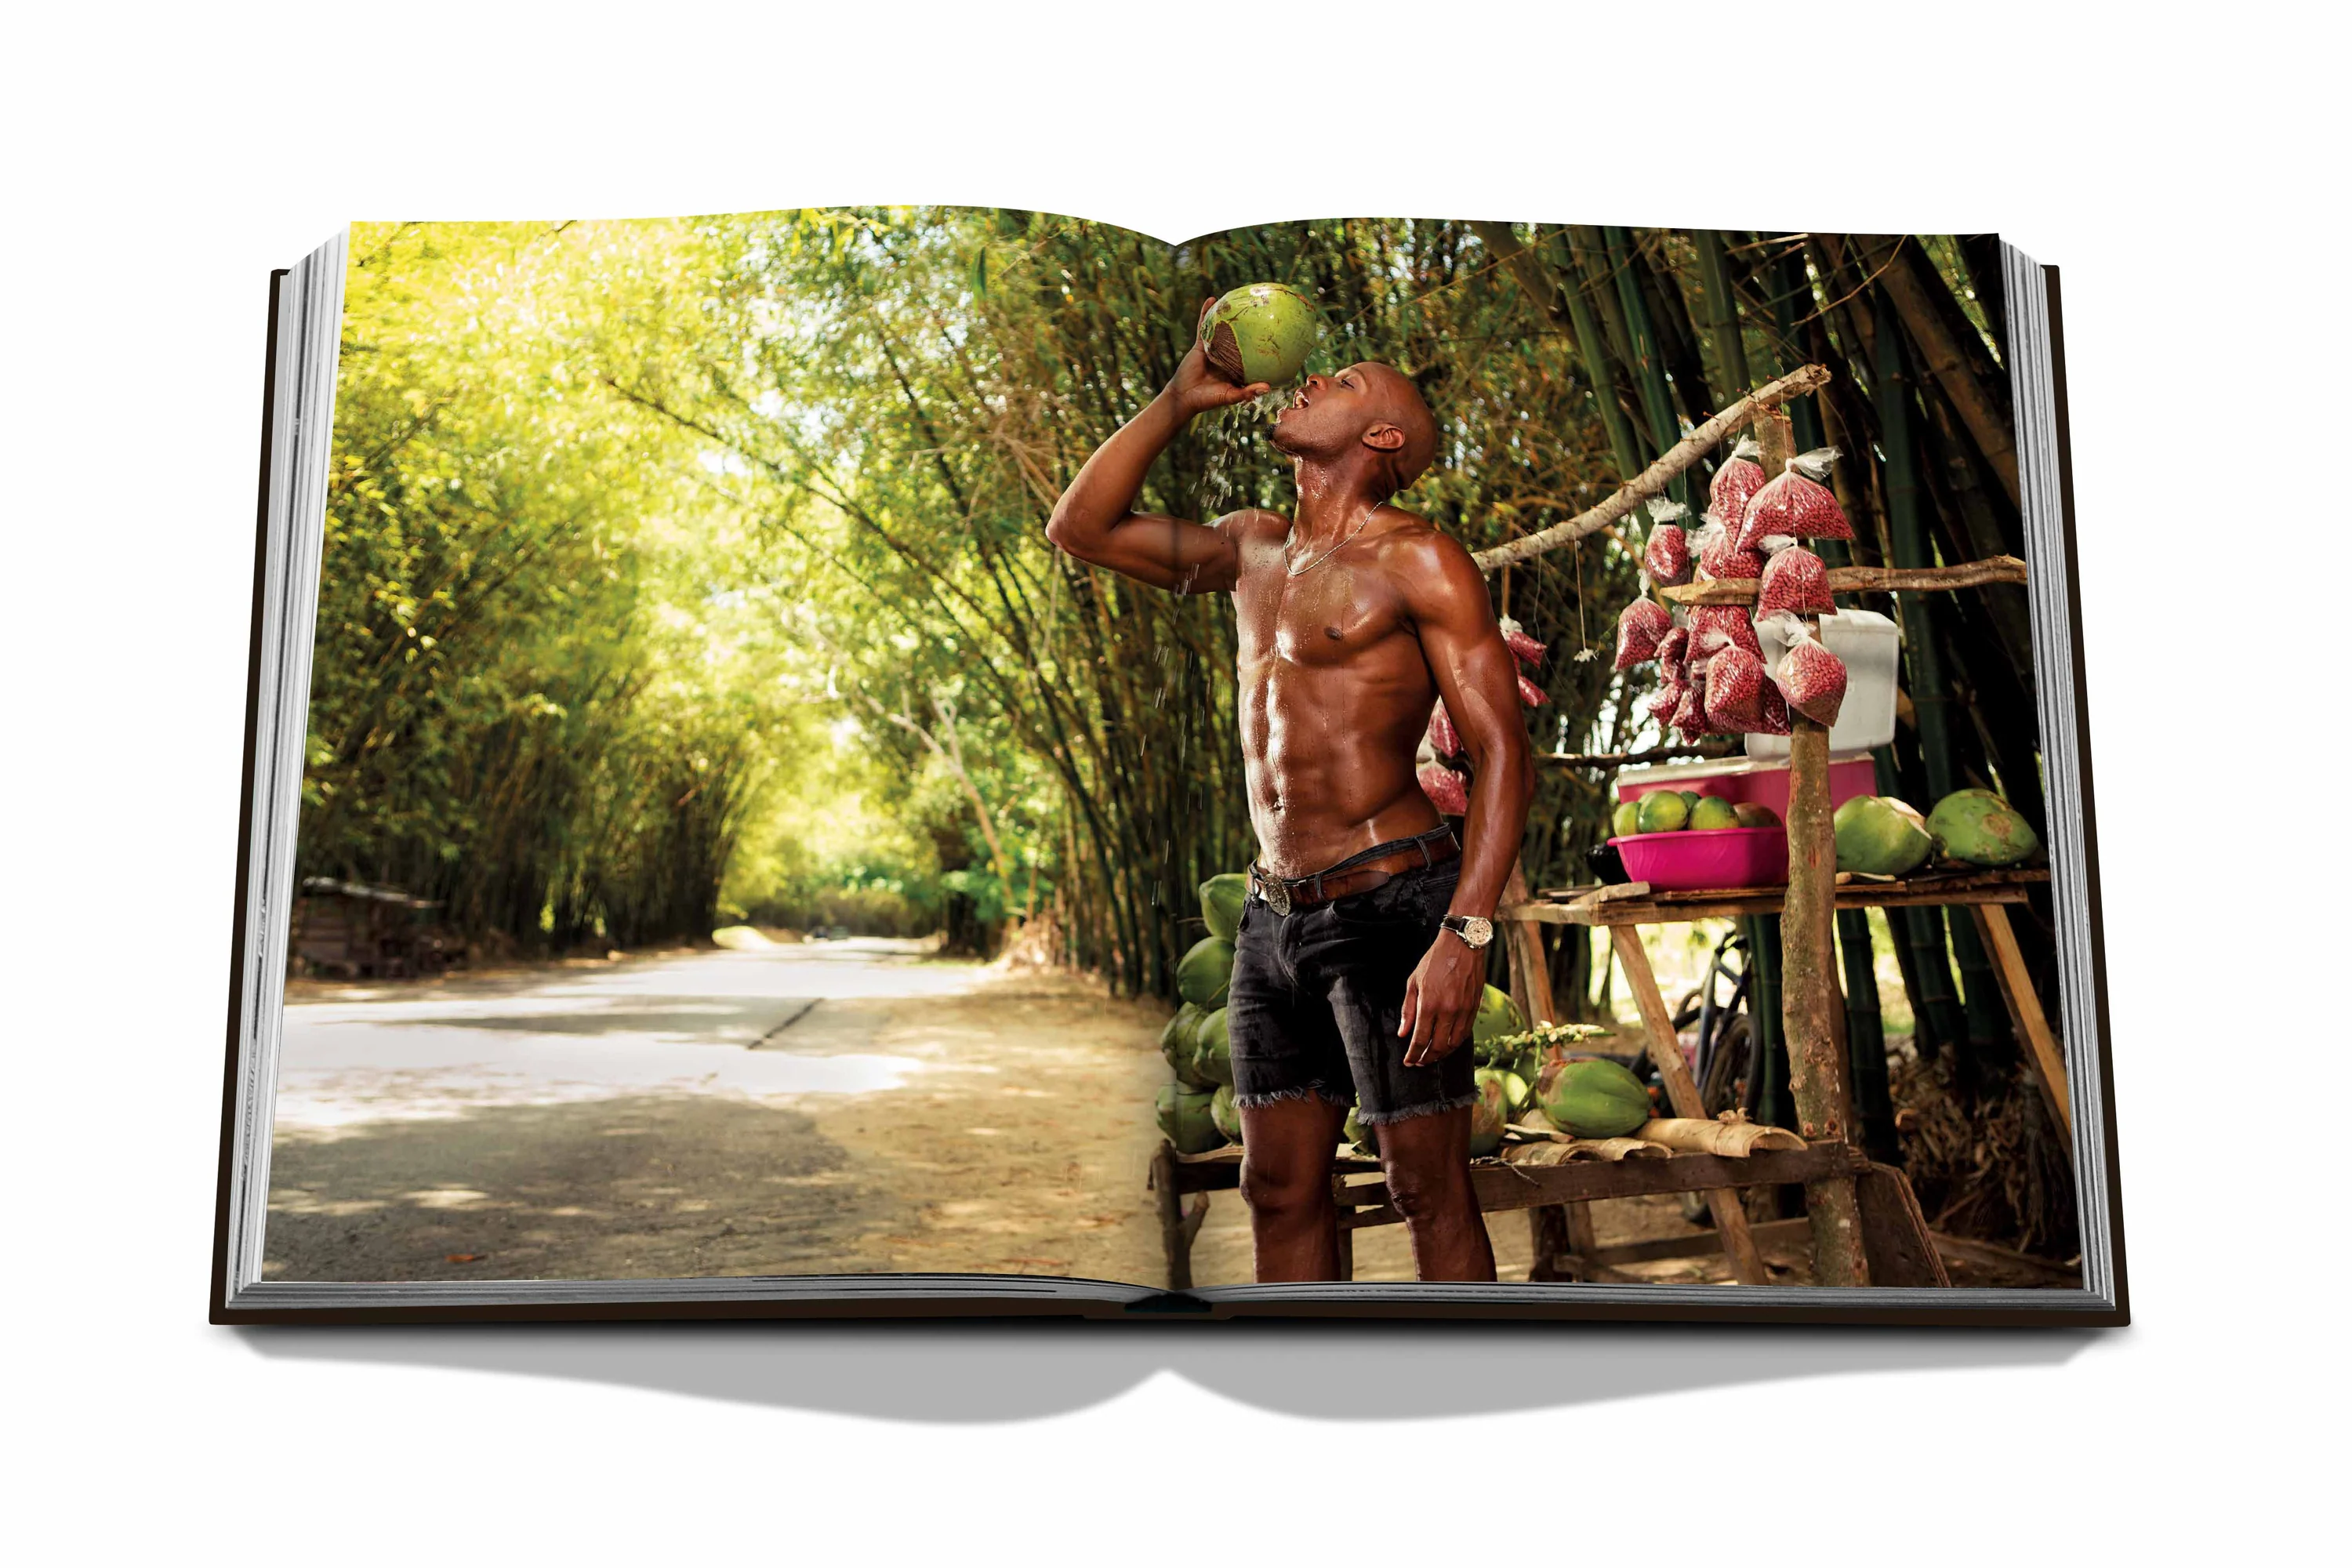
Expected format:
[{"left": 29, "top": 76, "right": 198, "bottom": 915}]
[{"left": 1229, "top": 510, "right": 1446, "bottom": 877}]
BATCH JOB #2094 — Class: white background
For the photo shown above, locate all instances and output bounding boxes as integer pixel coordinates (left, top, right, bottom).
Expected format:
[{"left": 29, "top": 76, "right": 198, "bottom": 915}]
[{"left": 5, "top": 3, "right": 2342, "bottom": 1561}]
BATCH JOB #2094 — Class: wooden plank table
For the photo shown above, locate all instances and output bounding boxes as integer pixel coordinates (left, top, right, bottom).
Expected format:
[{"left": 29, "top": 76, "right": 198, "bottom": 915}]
[{"left": 1149, "top": 1138, "right": 1948, "bottom": 1289}]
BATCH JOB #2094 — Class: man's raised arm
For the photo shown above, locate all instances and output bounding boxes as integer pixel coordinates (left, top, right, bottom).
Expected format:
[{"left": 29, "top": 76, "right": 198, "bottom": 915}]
[{"left": 1045, "top": 299, "right": 1269, "bottom": 594}]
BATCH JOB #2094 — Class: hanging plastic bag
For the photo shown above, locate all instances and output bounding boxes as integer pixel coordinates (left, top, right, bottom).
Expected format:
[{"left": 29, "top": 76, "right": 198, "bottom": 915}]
[
  {"left": 1773, "top": 621, "right": 1849, "bottom": 727},
  {"left": 1690, "top": 603, "right": 1762, "bottom": 659},
  {"left": 1654, "top": 624, "right": 1690, "bottom": 673},
  {"left": 1757, "top": 677, "right": 1792, "bottom": 735},
  {"left": 1613, "top": 598, "right": 1672, "bottom": 671},
  {"left": 1704, "top": 644, "right": 1768, "bottom": 731},
  {"left": 1498, "top": 615, "right": 1547, "bottom": 667},
  {"left": 1642, "top": 499, "right": 1693, "bottom": 586},
  {"left": 1737, "top": 446, "right": 1854, "bottom": 551},
  {"left": 1755, "top": 545, "right": 1835, "bottom": 617},
  {"left": 1709, "top": 435, "right": 1768, "bottom": 528},
  {"left": 1426, "top": 699, "right": 1462, "bottom": 759},
  {"left": 1671, "top": 681, "right": 1713, "bottom": 739},
  {"left": 1699, "top": 528, "right": 1766, "bottom": 585},
  {"left": 1516, "top": 672, "right": 1548, "bottom": 707},
  {"left": 1418, "top": 762, "right": 1470, "bottom": 816}
]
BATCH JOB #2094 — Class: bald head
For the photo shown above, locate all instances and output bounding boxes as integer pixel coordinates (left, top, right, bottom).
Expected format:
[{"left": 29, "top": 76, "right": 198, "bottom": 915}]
[{"left": 1355, "top": 362, "right": 1438, "bottom": 497}]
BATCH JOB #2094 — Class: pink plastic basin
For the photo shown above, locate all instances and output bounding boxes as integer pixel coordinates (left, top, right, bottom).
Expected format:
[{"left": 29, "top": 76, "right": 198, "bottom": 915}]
[
  {"left": 1610, "top": 826, "right": 1788, "bottom": 891},
  {"left": 1617, "top": 757, "right": 1875, "bottom": 822}
]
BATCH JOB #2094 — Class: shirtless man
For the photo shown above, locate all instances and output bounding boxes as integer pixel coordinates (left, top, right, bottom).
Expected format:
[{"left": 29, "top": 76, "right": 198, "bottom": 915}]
[{"left": 1047, "top": 303, "right": 1534, "bottom": 1282}]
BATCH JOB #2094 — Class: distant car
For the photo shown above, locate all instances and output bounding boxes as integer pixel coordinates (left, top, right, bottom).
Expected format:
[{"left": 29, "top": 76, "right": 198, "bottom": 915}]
[{"left": 810, "top": 924, "right": 853, "bottom": 942}]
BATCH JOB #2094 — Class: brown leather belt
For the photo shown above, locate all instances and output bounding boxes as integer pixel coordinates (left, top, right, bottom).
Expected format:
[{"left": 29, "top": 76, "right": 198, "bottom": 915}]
[{"left": 1249, "top": 826, "right": 1461, "bottom": 916}]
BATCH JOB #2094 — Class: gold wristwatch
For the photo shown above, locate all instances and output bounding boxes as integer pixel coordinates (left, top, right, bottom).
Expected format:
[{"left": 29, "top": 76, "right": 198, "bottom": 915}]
[{"left": 1440, "top": 914, "right": 1494, "bottom": 949}]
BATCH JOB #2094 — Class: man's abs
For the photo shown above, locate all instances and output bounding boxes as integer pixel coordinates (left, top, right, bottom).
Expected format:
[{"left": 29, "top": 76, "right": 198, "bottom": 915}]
[{"left": 1238, "top": 640, "right": 1443, "bottom": 877}]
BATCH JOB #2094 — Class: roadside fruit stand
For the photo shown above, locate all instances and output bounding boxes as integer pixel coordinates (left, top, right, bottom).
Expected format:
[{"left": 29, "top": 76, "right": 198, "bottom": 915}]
[{"left": 1149, "top": 370, "right": 2063, "bottom": 1290}]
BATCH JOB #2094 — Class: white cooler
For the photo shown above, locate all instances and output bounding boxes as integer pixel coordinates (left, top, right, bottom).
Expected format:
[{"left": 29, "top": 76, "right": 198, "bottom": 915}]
[{"left": 1743, "top": 607, "right": 1901, "bottom": 759}]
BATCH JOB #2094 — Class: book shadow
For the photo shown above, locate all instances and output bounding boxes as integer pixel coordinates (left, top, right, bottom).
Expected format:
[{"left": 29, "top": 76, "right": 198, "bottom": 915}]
[{"left": 237, "top": 1318, "right": 2096, "bottom": 1422}]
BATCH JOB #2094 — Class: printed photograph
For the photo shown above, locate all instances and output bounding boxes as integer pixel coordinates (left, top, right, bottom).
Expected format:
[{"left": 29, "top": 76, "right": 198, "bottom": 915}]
[{"left": 261, "top": 211, "right": 2080, "bottom": 1293}]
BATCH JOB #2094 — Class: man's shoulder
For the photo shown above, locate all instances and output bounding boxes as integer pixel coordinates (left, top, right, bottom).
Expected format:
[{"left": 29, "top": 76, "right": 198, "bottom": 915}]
[
  {"left": 1369, "top": 506, "right": 1477, "bottom": 577},
  {"left": 1213, "top": 507, "right": 1291, "bottom": 541}
]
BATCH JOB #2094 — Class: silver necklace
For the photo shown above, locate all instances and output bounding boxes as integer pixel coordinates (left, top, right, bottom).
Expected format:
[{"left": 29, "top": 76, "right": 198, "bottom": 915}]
[{"left": 1286, "top": 514, "right": 1373, "bottom": 577}]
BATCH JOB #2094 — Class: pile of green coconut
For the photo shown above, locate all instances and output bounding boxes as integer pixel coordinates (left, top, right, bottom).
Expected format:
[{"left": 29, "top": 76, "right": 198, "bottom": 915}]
[
  {"left": 1832, "top": 786, "right": 2042, "bottom": 877},
  {"left": 1155, "top": 875, "right": 1658, "bottom": 1160}
]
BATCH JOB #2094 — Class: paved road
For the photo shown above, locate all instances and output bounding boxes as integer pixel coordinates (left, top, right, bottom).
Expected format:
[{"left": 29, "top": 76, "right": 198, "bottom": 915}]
[{"left": 264, "top": 940, "right": 988, "bottom": 1281}]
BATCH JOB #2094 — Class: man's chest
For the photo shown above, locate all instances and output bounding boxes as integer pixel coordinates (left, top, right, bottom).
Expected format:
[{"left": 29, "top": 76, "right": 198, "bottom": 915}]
[{"left": 1232, "top": 544, "right": 1411, "bottom": 670}]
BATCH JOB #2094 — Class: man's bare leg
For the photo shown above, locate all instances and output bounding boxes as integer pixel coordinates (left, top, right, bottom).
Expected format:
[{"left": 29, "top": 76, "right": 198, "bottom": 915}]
[
  {"left": 1374, "top": 1106, "right": 1497, "bottom": 1282},
  {"left": 1236, "top": 1096, "right": 1349, "bottom": 1282}
]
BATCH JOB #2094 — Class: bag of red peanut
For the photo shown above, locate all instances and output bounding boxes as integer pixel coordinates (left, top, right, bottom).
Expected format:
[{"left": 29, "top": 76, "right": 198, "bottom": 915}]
[
  {"left": 1418, "top": 762, "right": 1470, "bottom": 816},
  {"left": 1773, "top": 621, "right": 1849, "bottom": 727},
  {"left": 1426, "top": 699, "right": 1462, "bottom": 759},
  {"left": 1689, "top": 602, "right": 1762, "bottom": 659},
  {"left": 1654, "top": 624, "right": 1690, "bottom": 671},
  {"left": 1736, "top": 447, "right": 1854, "bottom": 552},
  {"left": 1704, "top": 644, "right": 1767, "bottom": 731},
  {"left": 1671, "top": 681, "right": 1714, "bottom": 739},
  {"left": 1642, "top": 499, "right": 1693, "bottom": 586},
  {"left": 1698, "top": 528, "right": 1766, "bottom": 584},
  {"left": 1516, "top": 672, "right": 1548, "bottom": 707},
  {"left": 1755, "top": 545, "right": 1835, "bottom": 616},
  {"left": 1646, "top": 678, "right": 1685, "bottom": 725},
  {"left": 1498, "top": 615, "right": 1547, "bottom": 667},
  {"left": 1612, "top": 598, "right": 1672, "bottom": 671},
  {"left": 1757, "top": 677, "right": 1792, "bottom": 735},
  {"left": 1709, "top": 436, "right": 1768, "bottom": 528}
]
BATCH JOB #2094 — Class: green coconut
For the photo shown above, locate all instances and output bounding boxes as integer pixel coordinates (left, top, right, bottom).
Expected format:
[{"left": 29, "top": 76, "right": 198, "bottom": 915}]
[
  {"left": 1690, "top": 795, "right": 1740, "bottom": 832},
  {"left": 1611, "top": 799, "right": 1642, "bottom": 838},
  {"left": 1343, "top": 1107, "right": 1380, "bottom": 1159},
  {"left": 1928, "top": 788, "right": 2042, "bottom": 867},
  {"left": 1156, "top": 1083, "right": 1224, "bottom": 1154},
  {"left": 1198, "top": 282, "right": 1320, "bottom": 387},
  {"left": 1199, "top": 873, "right": 1249, "bottom": 941},
  {"left": 1834, "top": 795, "right": 1934, "bottom": 877},
  {"left": 1192, "top": 1005, "right": 1233, "bottom": 1087},
  {"left": 1468, "top": 1071, "right": 1511, "bottom": 1157},
  {"left": 1175, "top": 936, "right": 1236, "bottom": 1007},
  {"left": 1472, "top": 984, "right": 1525, "bottom": 1044},
  {"left": 1534, "top": 1057, "right": 1653, "bottom": 1138},
  {"left": 1160, "top": 1002, "right": 1214, "bottom": 1089},
  {"left": 1636, "top": 790, "right": 1690, "bottom": 833},
  {"left": 1210, "top": 1083, "right": 1243, "bottom": 1145}
]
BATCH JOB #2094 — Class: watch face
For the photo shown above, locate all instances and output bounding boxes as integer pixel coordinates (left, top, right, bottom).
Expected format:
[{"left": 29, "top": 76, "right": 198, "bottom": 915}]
[{"left": 1450, "top": 915, "right": 1494, "bottom": 948}]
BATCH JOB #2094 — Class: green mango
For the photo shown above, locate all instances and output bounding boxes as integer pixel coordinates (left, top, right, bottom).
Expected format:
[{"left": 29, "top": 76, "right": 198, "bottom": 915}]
[
  {"left": 1199, "top": 873, "right": 1248, "bottom": 941},
  {"left": 1611, "top": 800, "right": 1642, "bottom": 838},
  {"left": 1635, "top": 790, "right": 1690, "bottom": 833},
  {"left": 1927, "top": 788, "right": 2042, "bottom": 867},
  {"left": 1690, "top": 795, "right": 1740, "bottom": 831}
]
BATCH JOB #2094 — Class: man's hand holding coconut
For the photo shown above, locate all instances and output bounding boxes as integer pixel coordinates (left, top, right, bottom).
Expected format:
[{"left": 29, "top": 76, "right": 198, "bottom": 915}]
[{"left": 1048, "top": 288, "right": 1534, "bottom": 1283}]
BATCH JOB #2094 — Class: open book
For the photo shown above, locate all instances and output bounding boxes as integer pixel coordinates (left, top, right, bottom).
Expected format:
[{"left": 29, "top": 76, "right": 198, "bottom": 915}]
[{"left": 212, "top": 211, "right": 2123, "bottom": 1325}]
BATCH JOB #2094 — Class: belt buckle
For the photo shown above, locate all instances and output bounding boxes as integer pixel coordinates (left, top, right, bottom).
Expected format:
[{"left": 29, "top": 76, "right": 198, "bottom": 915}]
[{"left": 1258, "top": 868, "right": 1291, "bottom": 916}]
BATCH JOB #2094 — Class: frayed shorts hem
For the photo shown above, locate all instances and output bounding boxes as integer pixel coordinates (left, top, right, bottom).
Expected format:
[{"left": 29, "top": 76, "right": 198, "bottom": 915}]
[
  {"left": 1353, "top": 1090, "right": 1479, "bottom": 1127},
  {"left": 1232, "top": 1084, "right": 1356, "bottom": 1112}
]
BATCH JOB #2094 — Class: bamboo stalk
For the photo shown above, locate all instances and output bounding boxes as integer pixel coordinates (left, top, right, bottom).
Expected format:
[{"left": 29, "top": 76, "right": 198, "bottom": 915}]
[
  {"left": 1860, "top": 237, "right": 2021, "bottom": 508},
  {"left": 1468, "top": 222, "right": 1646, "bottom": 485},
  {"left": 1695, "top": 230, "right": 1752, "bottom": 400},
  {"left": 1603, "top": 227, "right": 1690, "bottom": 511},
  {"left": 1471, "top": 365, "right": 1831, "bottom": 573}
]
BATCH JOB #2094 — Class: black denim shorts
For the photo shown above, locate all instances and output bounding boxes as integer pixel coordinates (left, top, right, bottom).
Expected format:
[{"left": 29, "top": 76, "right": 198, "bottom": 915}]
[{"left": 1226, "top": 857, "right": 1477, "bottom": 1125}]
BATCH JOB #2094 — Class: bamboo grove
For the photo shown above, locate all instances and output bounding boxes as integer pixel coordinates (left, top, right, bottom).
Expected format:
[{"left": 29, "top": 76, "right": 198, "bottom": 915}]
[{"left": 307, "top": 211, "right": 2072, "bottom": 1250}]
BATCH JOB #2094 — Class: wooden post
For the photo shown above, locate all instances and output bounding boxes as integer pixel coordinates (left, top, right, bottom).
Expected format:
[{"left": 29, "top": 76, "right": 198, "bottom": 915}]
[
  {"left": 1609, "top": 926, "right": 1768, "bottom": 1284},
  {"left": 1526, "top": 1204, "right": 1574, "bottom": 1282},
  {"left": 1758, "top": 407, "right": 1869, "bottom": 1287},
  {"left": 1151, "top": 1144, "right": 1192, "bottom": 1291},
  {"left": 1501, "top": 860, "right": 1559, "bottom": 1025}
]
